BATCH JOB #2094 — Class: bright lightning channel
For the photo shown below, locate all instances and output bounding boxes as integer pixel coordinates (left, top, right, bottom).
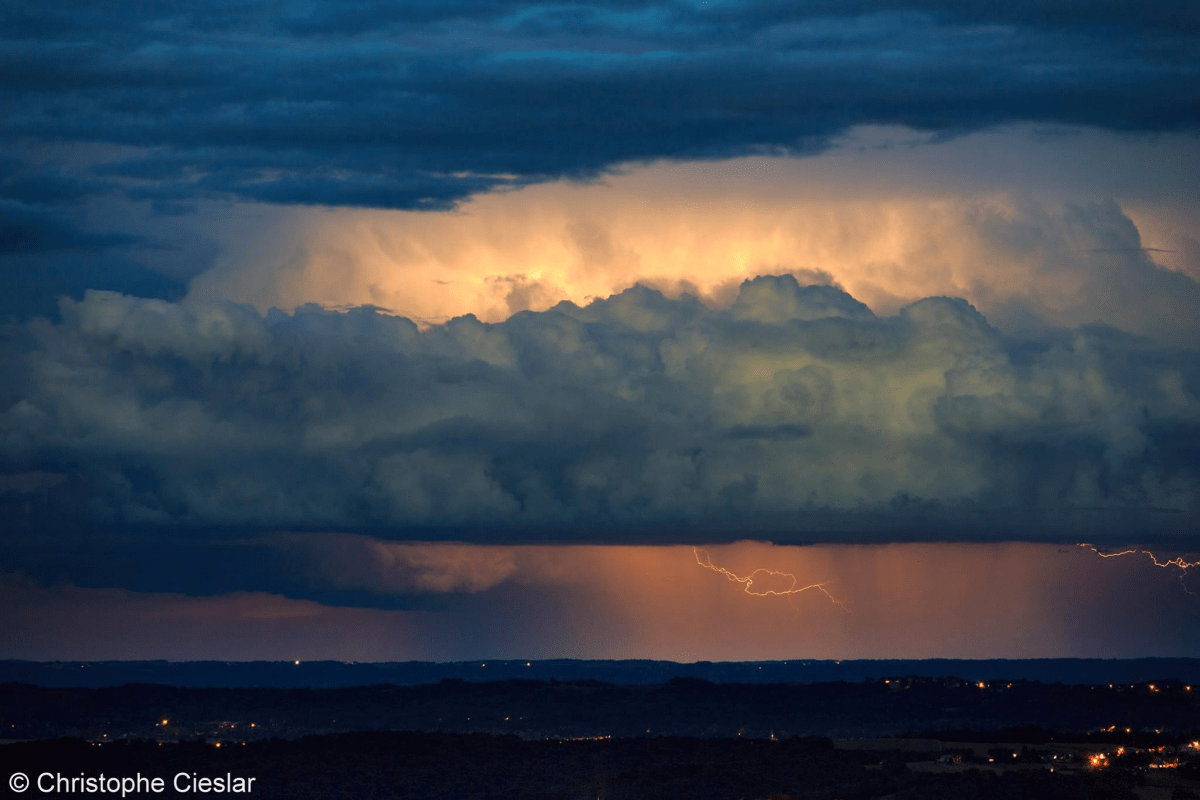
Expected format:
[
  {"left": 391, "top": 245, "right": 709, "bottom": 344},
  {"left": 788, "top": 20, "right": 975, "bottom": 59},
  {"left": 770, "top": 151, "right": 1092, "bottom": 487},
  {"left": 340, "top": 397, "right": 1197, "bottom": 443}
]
[
  {"left": 1078, "top": 543, "right": 1200, "bottom": 595},
  {"left": 693, "top": 547, "right": 848, "bottom": 611}
]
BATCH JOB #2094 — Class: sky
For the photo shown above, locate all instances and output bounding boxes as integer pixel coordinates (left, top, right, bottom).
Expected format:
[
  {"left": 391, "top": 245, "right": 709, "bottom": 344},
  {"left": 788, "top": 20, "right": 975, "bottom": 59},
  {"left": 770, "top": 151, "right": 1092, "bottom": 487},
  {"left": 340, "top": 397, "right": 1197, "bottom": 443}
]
[{"left": 1, "top": 0, "right": 1199, "bottom": 662}]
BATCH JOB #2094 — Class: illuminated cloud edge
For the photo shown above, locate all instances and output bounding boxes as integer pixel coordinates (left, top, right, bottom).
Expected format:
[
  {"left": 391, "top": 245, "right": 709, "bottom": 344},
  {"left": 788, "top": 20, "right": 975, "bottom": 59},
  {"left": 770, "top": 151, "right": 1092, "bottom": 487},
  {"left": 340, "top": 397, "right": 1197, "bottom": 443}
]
[{"left": 2, "top": 274, "right": 1196, "bottom": 545}]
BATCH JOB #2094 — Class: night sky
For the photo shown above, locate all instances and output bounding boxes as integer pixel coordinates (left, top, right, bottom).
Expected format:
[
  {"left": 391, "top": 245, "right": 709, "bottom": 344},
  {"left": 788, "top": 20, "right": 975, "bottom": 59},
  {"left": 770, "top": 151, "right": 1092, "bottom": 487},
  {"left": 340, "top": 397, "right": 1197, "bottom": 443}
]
[{"left": 1, "top": 0, "right": 1198, "bottom": 661}]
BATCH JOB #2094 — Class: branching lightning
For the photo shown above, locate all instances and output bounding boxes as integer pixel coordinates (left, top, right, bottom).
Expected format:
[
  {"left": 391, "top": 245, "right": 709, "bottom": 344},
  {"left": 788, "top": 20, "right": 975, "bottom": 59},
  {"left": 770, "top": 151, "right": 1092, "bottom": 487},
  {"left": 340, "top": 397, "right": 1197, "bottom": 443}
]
[
  {"left": 1078, "top": 543, "right": 1200, "bottom": 596},
  {"left": 693, "top": 547, "right": 849, "bottom": 611}
]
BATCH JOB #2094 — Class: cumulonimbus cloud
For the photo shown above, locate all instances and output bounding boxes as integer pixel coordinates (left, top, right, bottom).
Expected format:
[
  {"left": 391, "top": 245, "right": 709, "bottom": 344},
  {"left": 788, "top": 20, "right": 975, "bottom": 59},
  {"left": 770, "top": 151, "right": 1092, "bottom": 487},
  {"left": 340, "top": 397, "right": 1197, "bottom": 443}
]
[{"left": 2, "top": 273, "right": 1196, "bottom": 543}]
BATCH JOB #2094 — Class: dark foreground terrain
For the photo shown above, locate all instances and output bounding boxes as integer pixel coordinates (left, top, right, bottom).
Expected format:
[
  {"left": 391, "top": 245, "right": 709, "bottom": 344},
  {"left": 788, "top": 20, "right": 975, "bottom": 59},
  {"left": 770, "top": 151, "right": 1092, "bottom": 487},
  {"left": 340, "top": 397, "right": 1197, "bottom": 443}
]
[
  {"left": 4, "top": 677, "right": 1200, "bottom": 799},
  {"left": 3, "top": 676, "right": 1199, "bottom": 741},
  {"left": 6, "top": 731, "right": 1191, "bottom": 800}
]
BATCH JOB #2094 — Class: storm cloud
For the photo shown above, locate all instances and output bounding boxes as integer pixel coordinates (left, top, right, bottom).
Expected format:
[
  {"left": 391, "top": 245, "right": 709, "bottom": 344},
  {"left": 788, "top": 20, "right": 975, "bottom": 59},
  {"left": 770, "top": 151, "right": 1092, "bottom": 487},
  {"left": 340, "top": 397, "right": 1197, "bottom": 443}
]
[
  {"left": 1, "top": 0, "right": 1198, "bottom": 659},
  {"left": 2, "top": 0, "right": 1198, "bottom": 213},
  {"left": 2, "top": 275, "right": 1197, "bottom": 548}
]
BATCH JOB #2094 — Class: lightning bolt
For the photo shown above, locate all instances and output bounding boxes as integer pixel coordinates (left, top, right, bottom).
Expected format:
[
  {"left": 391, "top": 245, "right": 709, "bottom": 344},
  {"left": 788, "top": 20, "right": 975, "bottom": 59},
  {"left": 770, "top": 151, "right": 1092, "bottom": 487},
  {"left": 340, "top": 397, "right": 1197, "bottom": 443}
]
[
  {"left": 1078, "top": 543, "right": 1200, "bottom": 596},
  {"left": 693, "top": 547, "right": 849, "bottom": 611}
]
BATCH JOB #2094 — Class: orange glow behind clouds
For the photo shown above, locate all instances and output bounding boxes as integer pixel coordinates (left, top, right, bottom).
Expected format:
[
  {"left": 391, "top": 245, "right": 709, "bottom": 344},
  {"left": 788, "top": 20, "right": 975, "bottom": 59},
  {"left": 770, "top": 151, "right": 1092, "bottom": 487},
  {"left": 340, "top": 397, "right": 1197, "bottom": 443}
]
[{"left": 188, "top": 126, "right": 1199, "bottom": 343}]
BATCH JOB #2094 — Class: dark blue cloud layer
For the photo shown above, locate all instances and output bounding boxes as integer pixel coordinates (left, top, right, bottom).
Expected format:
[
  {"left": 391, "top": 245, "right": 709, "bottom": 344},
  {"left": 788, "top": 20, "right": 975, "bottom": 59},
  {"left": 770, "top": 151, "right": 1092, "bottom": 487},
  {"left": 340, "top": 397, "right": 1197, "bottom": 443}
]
[{"left": 2, "top": 0, "right": 1197, "bottom": 213}]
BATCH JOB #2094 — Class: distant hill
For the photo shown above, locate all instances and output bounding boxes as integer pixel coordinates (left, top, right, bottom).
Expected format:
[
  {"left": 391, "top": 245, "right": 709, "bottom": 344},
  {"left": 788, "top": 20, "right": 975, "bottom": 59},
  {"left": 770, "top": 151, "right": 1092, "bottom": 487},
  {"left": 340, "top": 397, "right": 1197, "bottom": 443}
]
[
  {"left": 3, "top": 675, "right": 1198, "bottom": 741},
  {"left": 3, "top": 658, "right": 1200, "bottom": 688}
]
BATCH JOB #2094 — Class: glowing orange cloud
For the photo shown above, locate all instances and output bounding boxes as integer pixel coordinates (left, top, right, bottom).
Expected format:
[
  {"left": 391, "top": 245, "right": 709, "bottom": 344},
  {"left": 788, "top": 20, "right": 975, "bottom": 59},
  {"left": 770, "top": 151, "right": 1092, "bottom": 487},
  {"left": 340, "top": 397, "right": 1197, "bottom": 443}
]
[{"left": 187, "top": 125, "right": 1200, "bottom": 343}]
